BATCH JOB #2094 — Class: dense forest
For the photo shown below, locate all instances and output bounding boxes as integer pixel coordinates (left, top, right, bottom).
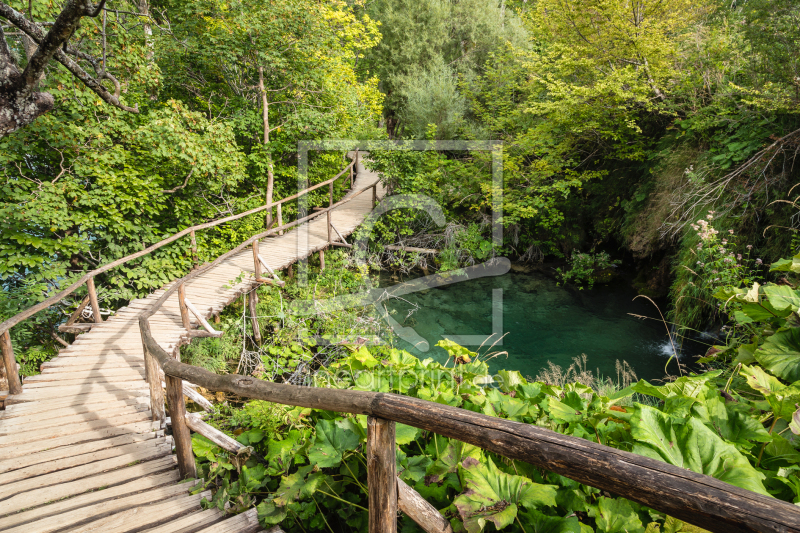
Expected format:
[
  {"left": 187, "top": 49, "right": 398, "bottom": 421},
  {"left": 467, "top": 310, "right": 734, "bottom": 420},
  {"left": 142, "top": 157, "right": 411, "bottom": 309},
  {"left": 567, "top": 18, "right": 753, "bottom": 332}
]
[{"left": 2, "top": 0, "right": 800, "bottom": 531}]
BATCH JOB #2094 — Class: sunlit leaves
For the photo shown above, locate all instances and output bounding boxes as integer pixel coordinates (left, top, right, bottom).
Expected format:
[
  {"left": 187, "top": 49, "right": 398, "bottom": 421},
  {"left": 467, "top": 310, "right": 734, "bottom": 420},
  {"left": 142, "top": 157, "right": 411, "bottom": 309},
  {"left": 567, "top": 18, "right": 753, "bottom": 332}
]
[
  {"left": 630, "top": 405, "right": 769, "bottom": 496},
  {"left": 454, "top": 457, "right": 557, "bottom": 533}
]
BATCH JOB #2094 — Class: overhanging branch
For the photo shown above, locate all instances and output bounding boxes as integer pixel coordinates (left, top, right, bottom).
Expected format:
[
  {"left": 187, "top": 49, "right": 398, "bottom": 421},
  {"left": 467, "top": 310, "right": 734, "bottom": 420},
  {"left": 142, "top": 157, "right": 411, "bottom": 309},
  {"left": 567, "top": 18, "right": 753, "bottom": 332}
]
[{"left": 0, "top": 0, "right": 137, "bottom": 121}]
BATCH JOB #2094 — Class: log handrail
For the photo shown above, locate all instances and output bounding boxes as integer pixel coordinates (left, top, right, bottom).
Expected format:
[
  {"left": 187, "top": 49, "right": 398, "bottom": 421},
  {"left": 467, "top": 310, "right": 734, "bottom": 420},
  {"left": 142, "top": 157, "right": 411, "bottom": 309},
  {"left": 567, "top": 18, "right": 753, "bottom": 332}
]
[{"left": 0, "top": 155, "right": 357, "bottom": 336}]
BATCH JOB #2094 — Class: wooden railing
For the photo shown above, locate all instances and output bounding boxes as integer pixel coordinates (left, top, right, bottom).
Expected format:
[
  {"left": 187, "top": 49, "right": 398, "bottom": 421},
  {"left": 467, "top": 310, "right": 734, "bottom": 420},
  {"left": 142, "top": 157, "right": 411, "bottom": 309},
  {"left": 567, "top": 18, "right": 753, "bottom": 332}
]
[{"left": 0, "top": 152, "right": 365, "bottom": 395}]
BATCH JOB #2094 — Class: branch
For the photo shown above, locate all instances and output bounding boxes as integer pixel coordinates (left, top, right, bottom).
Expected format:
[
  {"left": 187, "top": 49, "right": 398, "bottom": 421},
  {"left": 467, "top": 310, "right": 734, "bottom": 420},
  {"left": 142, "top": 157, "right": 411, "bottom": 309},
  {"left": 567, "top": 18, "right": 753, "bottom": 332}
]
[
  {"left": 20, "top": 0, "right": 92, "bottom": 88},
  {"left": 0, "top": 1, "right": 137, "bottom": 112},
  {"left": 161, "top": 167, "right": 194, "bottom": 194}
]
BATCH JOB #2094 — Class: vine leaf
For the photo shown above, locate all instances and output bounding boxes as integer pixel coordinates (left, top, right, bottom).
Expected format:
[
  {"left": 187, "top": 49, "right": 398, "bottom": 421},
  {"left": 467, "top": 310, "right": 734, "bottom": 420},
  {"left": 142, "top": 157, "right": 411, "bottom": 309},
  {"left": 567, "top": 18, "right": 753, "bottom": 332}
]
[{"left": 454, "top": 457, "right": 557, "bottom": 533}]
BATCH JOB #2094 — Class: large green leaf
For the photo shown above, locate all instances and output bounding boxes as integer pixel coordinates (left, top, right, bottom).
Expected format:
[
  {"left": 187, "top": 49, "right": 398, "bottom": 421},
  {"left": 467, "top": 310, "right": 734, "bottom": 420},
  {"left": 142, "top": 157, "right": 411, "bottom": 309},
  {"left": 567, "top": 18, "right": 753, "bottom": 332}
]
[
  {"left": 762, "top": 433, "right": 800, "bottom": 468},
  {"left": 454, "top": 457, "right": 557, "bottom": 533},
  {"left": 256, "top": 500, "right": 288, "bottom": 525},
  {"left": 632, "top": 372, "right": 721, "bottom": 401},
  {"left": 695, "top": 394, "right": 772, "bottom": 449},
  {"left": 547, "top": 391, "right": 587, "bottom": 423},
  {"left": 741, "top": 364, "right": 785, "bottom": 395},
  {"left": 518, "top": 509, "right": 582, "bottom": 533},
  {"left": 192, "top": 434, "right": 220, "bottom": 462},
  {"left": 630, "top": 405, "right": 769, "bottom": 495},
  {"left": 308, "top": 419, "right": 359, "bottom": 469},
  {"left": 755, "top": 328, "right": 800, "bottom": 382},
  {"left": 771, "top": 254, "right": 800, "bottom": 273},
  {"left": 763, "top": 285, "right": 800, "bottom": 313},
  {"left": 588, "top": 497, "right": 644, "bottom": 533}
]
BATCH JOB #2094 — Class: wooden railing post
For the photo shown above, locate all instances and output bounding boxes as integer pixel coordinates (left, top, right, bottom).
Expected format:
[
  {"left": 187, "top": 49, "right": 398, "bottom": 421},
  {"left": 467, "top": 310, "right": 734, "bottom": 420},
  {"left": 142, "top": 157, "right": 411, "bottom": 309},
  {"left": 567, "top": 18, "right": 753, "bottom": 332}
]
[
  {"left": 190, "top": 229, "right": 199, "bottom": 267},
  {"left": 178, "top": 283, "right": 191, "bottom": 331},
  {"left": 1, "top": 330, "right": 22, "bottom": 395},
  {"left": 328, "top": 182, "right": 333, "bottom": 244},
  {"left": 252, "top": 239, "right": 262, "bottom": 280},
  {"left": 355, "top": 150, "right": 360, "bottom": 188},
  {"left": 166, "top": 374, "right": 197, "bottom": 479},
  {"left": 319, "top": 249, "right": 325, "bottom": 271},
  {"left": 139, "top": 320, "right": 166, "bottom": 424},
  {"left": 86, "top": 277, "right": 102, "bottom": 323},
  {"left": 277, "top": 203, "right": 284, "bottom": 235},
  {"left": 367, "top": 416, "right": 397, "bottom": 533}
]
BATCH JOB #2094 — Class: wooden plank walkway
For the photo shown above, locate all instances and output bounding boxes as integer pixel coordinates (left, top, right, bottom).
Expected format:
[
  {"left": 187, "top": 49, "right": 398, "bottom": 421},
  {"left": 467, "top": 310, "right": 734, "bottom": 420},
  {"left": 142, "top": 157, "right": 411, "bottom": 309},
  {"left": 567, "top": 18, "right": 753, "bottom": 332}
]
[{"left": 0, "top": 158, "right": 385, "bottom": 532}]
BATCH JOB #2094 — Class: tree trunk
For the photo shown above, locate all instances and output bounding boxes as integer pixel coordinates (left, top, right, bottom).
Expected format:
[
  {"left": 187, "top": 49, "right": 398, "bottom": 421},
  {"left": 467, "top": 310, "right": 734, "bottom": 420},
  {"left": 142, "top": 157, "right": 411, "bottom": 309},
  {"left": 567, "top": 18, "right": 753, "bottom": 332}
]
[
  {"left": 0, "top": 26, "right": 53, "bottom": 136},
  {"left": 258, "top": 66, "right": 274, "bottom": 228},
  {"left": 137, "top": 0, "right": 154, "bottom": 60}
]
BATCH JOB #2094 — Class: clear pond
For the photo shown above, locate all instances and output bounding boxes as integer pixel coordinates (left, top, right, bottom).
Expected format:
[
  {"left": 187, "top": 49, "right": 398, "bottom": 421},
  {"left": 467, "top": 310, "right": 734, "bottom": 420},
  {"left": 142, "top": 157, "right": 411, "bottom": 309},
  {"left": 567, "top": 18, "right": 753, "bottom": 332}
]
[{"left": 382, "top": 271, "right": 698, "bottom": 382}]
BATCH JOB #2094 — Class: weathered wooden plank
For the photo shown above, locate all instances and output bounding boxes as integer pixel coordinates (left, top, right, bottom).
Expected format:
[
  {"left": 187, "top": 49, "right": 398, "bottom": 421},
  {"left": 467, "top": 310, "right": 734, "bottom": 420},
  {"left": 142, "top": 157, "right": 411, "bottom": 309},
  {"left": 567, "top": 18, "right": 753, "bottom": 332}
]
[
  {"left": 194, "top": 508, "right": 262, "bottom": 533},
  {"left": 0, "top": 411, "right": 153, "bottom": 448},
  {"left": 0, "top": 441, "right": 171, "bottom": 499},
  {"left": 0, "top": 403, "right": 149, "bottom": 434},
  {"left": 0, "top": 437, "right": 169, "bottom": 484},
  {"left": 1, "top": 420, "right": 161, "bottom": 459},
  {"left": 138, "top": 507, "right": 225, "bottom": 533},
  {"left": 0, "top": 470, "right": 182, "bottom": 530},
  {"left": 0, "top": 397, "right": 147, "bottom": 421},
  {"left": 6, "top": 383, "right": 148, "bottom": 403},
  {"left": 368, "top": 416, "right": 397, "bottom": 533},
  {"left": 1, "top": 393, "right": 149, "bottom": 417},
  {"left": 0, "top": 455, "right": 178, "bottom": 515},
  {"left": 0, "top": 430, "right": 161, "bottom": 475},
  {"left": 3, "top": 479, "right": 201, "bottom": 533},
  {"left": 41, "top": 362, "right": 145, "bottom": 373},
  {"left": 22, "top": 373, "right": 145, "bottom": 388},
  {"left": 61, "top": 490, "right": 211, "bottom": 533},
  {"left": 185, "top": 412, "right": 241, "bottom": 453}
]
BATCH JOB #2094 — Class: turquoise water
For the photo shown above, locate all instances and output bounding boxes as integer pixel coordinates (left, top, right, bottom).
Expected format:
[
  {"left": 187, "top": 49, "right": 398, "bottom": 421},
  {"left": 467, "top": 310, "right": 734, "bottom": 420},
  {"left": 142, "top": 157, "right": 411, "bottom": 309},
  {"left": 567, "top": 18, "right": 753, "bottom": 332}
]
[{"left": 382, "top": 271, "right": 690, "bottom": 382}]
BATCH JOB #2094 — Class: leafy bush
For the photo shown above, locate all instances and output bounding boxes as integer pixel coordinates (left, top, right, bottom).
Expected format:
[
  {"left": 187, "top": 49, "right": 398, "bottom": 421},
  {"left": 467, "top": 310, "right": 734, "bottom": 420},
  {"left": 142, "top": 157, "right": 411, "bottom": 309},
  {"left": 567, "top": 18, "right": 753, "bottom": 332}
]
[{"left": 556, "top": 251, "right": 621, "bottom": 289}]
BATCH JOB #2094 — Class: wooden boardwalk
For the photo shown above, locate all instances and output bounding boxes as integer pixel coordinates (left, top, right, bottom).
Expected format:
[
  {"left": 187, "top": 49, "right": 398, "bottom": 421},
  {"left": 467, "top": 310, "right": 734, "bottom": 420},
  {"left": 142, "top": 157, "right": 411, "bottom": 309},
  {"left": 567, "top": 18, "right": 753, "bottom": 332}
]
[{"left": 0, "top": 158, "right": 385, "bottom": 532}]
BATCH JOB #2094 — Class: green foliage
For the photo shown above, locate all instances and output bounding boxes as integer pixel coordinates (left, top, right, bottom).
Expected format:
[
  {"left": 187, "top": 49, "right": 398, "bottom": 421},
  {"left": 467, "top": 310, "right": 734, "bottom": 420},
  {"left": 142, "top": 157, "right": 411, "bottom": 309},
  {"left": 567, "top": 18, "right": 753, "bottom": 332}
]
[
  {"left": 556, "top": 251, "right": 620, "bottom": 290},
  {"left": 190, "top": 338, "right": 790, "bottom": 531}
]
